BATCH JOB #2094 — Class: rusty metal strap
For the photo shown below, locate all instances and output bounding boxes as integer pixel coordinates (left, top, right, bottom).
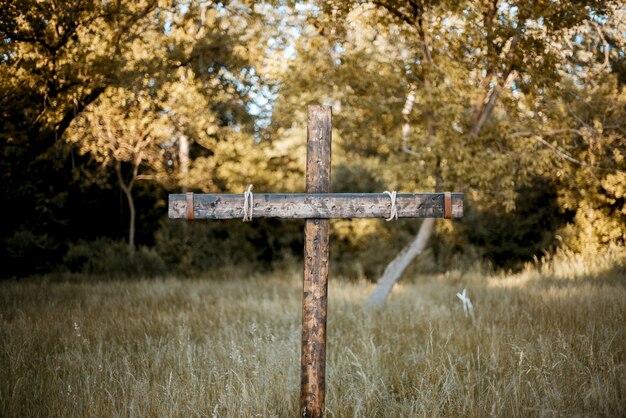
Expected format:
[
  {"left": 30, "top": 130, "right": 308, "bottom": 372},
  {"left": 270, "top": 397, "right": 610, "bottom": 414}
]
[
  {"left": 186, "top": 192, "right": 194, "bottom": 221},
  {"left": 444, "top": 192, "right": 452, "bottom": 219}
]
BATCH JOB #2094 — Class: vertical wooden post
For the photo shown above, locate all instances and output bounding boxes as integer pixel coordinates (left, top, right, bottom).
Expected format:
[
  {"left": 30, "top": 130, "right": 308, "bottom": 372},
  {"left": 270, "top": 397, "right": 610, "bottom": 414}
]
[{"left": 300, "top": 105, "right": 331, "bottom": 417}]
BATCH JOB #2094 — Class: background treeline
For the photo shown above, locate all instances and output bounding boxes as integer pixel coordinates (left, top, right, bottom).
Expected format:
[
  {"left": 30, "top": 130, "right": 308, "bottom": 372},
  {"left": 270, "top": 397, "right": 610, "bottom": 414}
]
[{"left": 1, "top": 0, "right": 624, "bottom": 279}]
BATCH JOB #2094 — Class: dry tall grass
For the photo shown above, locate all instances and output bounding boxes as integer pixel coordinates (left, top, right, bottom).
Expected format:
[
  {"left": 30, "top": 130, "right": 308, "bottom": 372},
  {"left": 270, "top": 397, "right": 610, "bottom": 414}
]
[{"left": 1, "top": 255, "right": 625, "bottom": 417}]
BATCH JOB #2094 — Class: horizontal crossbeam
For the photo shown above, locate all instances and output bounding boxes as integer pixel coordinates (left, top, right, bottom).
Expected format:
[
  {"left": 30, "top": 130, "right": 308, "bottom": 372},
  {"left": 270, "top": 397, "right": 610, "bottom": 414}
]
[{"left": 168, "top": 193, "right": 463, "bottom": 220}]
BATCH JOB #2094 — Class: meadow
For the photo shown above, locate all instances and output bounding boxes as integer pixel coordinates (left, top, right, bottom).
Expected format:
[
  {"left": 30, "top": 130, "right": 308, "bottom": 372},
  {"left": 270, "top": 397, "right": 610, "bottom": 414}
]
[{"left": 1, "top": 251, "right": 625, "bottom": 417}]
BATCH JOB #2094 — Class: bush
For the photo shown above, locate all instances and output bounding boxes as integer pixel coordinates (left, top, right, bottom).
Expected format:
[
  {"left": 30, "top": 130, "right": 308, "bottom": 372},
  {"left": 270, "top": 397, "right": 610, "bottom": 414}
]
[
  {"left": 63, "top": 238, "right": 166, "bottom": 278},
  {"left": 154, "top": 217, "right": 303, "bottom": 276},
  {"left": 2, "top": 229, "right": 63, "bottom": 278},
  {"left": 444, "top": 176, "right": 570, "bottom": 269}
]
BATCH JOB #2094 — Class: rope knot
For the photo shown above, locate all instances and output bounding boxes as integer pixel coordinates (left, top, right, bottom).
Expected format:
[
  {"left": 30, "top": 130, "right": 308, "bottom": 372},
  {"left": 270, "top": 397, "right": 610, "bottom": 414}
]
[
  {"left": 243, "top": 184, "right": 254, "bottom": 222},
  {"left": 383, "top": 190, "right": 398, "bottom": 221}
]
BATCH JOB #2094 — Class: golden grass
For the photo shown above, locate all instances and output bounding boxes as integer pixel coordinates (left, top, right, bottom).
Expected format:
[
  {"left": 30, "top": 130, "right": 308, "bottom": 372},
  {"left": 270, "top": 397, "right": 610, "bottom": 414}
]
[{"left": 1, "top": 261, "right": 625, "bottom": 417}]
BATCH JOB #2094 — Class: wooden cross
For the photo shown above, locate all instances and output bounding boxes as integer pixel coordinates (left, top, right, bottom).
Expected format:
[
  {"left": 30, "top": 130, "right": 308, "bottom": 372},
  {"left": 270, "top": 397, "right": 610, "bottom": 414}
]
[{"left": 168, "top": 106, "right": 463, "bottom": 417}]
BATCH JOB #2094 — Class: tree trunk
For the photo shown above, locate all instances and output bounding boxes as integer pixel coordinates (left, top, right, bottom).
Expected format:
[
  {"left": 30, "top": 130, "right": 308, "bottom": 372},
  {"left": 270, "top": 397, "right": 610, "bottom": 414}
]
[
  {"left": 468, "top": 70, "right": 518, "bottom": 140},
  {"left": 125, "top": 187, "right": 136, "bottom": 247},
  {"left": 178, "top": 134, "right": 190, "bottom": 192},
  {"left": 369, "top": 25, "right": 438, "bottom": 305},
  {"left": 116, "top": 161, "right": 136, "bottom": 247},
  {"left": 368, "top": 218, "right": 435, "bottom": 305},
  {"left": 368, "top": 95, "right": 437, "bottom": 305}
]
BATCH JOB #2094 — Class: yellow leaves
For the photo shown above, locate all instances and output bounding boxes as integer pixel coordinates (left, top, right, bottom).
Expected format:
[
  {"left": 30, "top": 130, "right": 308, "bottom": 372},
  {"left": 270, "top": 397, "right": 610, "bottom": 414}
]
[
  {"left": 332, "top": 219, "right": 381, "bottom": 246},
  {"left": 211, "top": 131, "right": 304, "bottom": 194},
  {"left": 601, "top": 173, "right": 626, "bottom": 200},
  {"left": 560, "top": 190, "right": 626, "bottom": 252},
  {"left": 184, "top": 156, "right": 218, "bottom": 193}
]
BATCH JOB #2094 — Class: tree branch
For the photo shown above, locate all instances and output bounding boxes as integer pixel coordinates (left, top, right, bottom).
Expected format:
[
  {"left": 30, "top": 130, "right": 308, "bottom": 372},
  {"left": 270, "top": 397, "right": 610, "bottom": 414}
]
[
  {"left": 510, "top": 131, "right": 625, "bottom": 173},
  {"left": 469, "top": 70, "right": 518, "bottom": 140},
  {"left": 591, "top": 20, "right": 610, "bottom": 72},
  {"left": 369, "top": 1, "right": 417, "bottom": 29},
  {"left": 45, "top": 86, "right": 106, "bottom": 146}
]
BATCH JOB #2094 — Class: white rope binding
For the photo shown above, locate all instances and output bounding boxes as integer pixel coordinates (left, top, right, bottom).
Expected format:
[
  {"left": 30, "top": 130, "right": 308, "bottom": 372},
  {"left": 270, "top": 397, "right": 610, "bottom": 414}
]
[
  {"left": 243, "top": 184, "right": 254, "bottom": 222},
  {"left": 383, "top": 190, "right": 398, "bottom": 221}
]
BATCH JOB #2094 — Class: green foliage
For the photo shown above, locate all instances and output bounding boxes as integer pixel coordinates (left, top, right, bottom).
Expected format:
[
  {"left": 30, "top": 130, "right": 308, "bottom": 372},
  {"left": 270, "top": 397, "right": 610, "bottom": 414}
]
[
  {"left": 154, "top": 218, "right": 303, "bottom": 276},
  {"left": 0, "top": 0, "right": 281, "bottom": 276},
  {"left": 550, "top": 77, "right": 626, "bottom": 252},
  {"left": 63, "top": 238, "right": 166, "bottom": 278},
  {"left": 273, "top": 0, "right": 626, "bottom": 273},
  {"left": 330, "top": 161, "right": 424, "bottom": 278},
  {"left": 446, "top": 177, "right": 571, "bottom": 268},
  {"left": 3, "top": 229, "right": 61, "bottom": 277},
  {"left": 331, "top": 218, "right": 425, "bottom": 278},
  {"left": 2, "top": 0, "right": 625, "bottom": 277},
  {"left": 332, "top": 162, "right": 386, "bottom": 193}
]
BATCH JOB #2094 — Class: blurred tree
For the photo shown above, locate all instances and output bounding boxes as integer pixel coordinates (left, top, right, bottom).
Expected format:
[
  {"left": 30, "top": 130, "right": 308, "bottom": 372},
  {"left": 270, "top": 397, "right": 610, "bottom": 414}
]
[
  {"left": 1, "top": 0, "right": 166, "bottom": 274},
  {"left": 0, "top": 0, "right": 278, "bottom": 275},
  {"left": 68, "top": 87, "right": 169, "bottom": 246},
  {"left": 1, "top": 0, "right": 623, "bottom": 279},
  {"left": 273, "top": 1, "right": 622, "bottom": 296}
]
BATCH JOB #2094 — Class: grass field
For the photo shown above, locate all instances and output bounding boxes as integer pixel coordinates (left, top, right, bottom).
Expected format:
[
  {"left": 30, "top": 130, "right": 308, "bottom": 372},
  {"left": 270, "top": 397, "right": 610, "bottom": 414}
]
[{"left": 1, "top": 253, "right": 625, "bottom": 417}]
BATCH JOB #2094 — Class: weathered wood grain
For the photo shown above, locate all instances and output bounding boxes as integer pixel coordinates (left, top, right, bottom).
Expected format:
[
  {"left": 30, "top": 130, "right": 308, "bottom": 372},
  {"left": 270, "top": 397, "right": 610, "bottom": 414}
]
[
  {"left": 168, "top": 192, "right": 464, "bottom": 220},
  {"left": 301, "top": 105, "right": 331, "bottom": 418}
]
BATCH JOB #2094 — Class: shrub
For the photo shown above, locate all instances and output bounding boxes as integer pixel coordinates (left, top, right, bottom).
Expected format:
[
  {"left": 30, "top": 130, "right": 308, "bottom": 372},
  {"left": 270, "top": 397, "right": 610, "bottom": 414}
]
[
  {"left": 63, "top": 238, "right": 166, "bottom": 278},
  {"left": 446, "top": 176, "right": 570, "bottom": 269},
  {"left": 2, "top": 229, "right": 63, "bottom": 278},
  {"left": 154, "top": 217, "right": 302, "bottom": 276}
]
